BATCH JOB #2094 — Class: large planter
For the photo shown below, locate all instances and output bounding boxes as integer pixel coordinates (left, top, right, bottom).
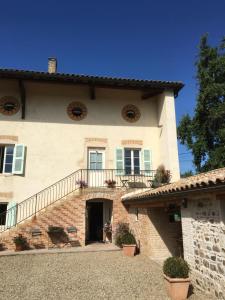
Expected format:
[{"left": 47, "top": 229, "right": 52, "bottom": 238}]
[
  {"left": 122, "top": 244, "right": 136, "bottom": 257},
  {"left": 15, "top": 244, "right": 24, "bottom": 252},
  {"left": 164, "top": 274, "right": 190, "bottom": 300}
]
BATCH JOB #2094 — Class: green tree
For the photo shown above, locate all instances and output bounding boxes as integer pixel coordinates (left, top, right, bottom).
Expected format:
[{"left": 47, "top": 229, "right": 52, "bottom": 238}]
[
  {"left": 181, "top": 170, "right": 194, "bottom": 178},
  {"left": 178, "top": 34, "right": 225, "bottom": 172}
]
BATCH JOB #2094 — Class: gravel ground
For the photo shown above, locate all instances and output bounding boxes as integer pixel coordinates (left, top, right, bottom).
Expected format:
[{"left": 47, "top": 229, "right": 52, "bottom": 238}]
[{"left": 0, "top": 251, "right": 211, "bottom": 300}]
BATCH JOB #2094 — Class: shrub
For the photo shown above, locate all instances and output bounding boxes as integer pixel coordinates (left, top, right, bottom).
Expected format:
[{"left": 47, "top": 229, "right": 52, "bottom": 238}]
[
  {"left": 163, "top": 257, "right": 190, "bottom": 279},
  {"left": 152, "top": 165, "right": 171, "bottom": 188},
  {"left": 114, "top": 222, "right": 130, "bottom": 247},
  {"left": 76, "top": 180, "right": 88, "bottom": 188},
  {"left": 13, "top": 234, "right": 27, "bottom": 246},
  {"left": 121, "top": 232, "right": 136, "bottom": 245},
  {"left": 48, "top": 226, "right": 64, "bottom": 233}
]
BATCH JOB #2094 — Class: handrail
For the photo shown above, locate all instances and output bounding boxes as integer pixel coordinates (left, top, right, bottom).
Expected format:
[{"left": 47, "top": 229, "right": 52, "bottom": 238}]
[{"left": 0, "top": 169, "right": 157, "bottom": 233}]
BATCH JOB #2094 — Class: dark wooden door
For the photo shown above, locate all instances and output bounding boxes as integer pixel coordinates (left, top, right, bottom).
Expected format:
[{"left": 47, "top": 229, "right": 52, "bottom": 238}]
[{"left": 88, "top": 202, "right": 103, "bottom": 241}]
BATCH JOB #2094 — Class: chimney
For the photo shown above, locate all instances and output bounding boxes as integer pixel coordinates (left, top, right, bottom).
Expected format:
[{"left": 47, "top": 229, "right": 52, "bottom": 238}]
[{"left": 48, "top": 57, "right": 57, "bottom": 73}]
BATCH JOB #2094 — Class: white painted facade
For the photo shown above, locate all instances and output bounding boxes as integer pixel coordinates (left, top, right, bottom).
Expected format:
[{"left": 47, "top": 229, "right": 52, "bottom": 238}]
[{"left": 0, "top": 78, "right": 180, "bottom": 204}]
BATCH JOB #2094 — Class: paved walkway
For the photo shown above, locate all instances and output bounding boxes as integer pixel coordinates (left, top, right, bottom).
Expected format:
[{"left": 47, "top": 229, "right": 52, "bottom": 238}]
[
  {"left": 0, "top": 251, "right": 212, "bottom": 300},
  {"left": 0, "top": 242, "right": 120, "bottom": 256}
]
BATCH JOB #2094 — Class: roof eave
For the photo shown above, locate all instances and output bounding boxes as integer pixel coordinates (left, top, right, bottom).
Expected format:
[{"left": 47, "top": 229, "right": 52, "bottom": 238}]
[
  {"left": 122, "top": 182, "right": 225, "bottom": 204},
  {"left": 0, "top": 69, "right": 184, "bottom": 93}
]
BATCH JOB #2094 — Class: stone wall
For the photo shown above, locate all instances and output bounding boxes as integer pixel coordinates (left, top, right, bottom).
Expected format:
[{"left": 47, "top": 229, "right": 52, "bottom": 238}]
[
  {"left": 0, "top": 189, "right": 127, "bottom": 251},
  {"left": 181, "top": 196, "right": 225, "bottom": 299},
  {"left": 128, "top": 206, "right": 182, "bottom": 259}
]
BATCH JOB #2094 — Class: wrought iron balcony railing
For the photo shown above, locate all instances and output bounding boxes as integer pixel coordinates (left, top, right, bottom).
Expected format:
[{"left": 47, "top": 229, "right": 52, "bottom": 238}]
[{"left": 0, "top": 169, "right": 157, "bottom": 233}]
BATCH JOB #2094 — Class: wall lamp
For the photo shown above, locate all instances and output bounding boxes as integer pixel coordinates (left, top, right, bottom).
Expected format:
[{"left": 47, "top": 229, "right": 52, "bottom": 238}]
[{"left": 182, "top": 198, "right": 188, "bottom": 208}]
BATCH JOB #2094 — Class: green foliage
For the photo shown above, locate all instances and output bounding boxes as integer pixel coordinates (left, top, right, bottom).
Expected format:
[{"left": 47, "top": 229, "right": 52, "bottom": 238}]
[
  {"left": 114, "top": 222, "right": 130, "bottom": 247},
  {"left": 181, "top": 170, "right": 194, "bottom": 178},
  {"left": 152, "top": 165, "right": 171, "bottom": 188},
  {"left": 178, "top": 34, "right": 225, "bottom": 172},
  {"left": 48, "top": 226, "right": 64, "bottom": 233},
  {"left": 163, "top": 257, "right": 190, "bottom": 279},
  {"left": 13, "top": 234, "right": 27, "bottom": 246},
  {"left": 121, "top": 232, "right": 136, "bottom": 245}
]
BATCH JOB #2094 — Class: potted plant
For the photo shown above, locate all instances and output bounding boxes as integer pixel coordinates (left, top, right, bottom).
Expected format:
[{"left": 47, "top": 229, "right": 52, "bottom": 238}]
[
  {"left": 152, "top": 165, "right": 171, "bottom": 188},
  {"left": 13, "top": 234, "right": 27, "bottom": 251},
  {"left": 103, "top": 222, "right": 112, "bottom": 243},
  {"left": 47, "top": 226, "right": 66, "bottom": 247},
  {"left": 121, "top": 232, "right": 136, "bottom": 257},
  {"left": 76, "top": 180, "right": 88, "bottom": 189},
  {"left": 114, "top": 222, "right": 130, "bottom": 248},
  {"left": 163, "top": 257, "right": 190, "bottom": 300},
  {"left": 105, "top": 179, "right": 116, "bottom": 188}
]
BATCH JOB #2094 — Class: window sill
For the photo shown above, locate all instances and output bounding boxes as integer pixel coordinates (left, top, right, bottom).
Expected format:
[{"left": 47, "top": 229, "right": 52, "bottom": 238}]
[{"left": 0, "top": 173, "right": 13, "bottom": 177}]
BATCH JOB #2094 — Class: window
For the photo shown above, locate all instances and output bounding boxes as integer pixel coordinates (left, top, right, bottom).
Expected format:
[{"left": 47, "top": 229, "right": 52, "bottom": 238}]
[
  {"left": 0, "top": 144, "right": 25, "bottom": 175},
  {"left": 0, "top": 203, "right": 8, "bottom": 225},
  {"left": 0, "top": 145, "right": 14, "bottom": 173},
  {"left": 124, "top": 149, "right": 140, "bottom": 175},
  {"left": 89, "top": 150, "right": 104, "bottom": 170}
]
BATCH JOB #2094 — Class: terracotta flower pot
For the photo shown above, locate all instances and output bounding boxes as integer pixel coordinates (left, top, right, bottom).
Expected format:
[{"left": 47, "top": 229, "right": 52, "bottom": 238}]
[
  {"left": 122, "top": 244, "right": 136, "bottom": 256},
  {"left": 164, "top": 274, "right": 190, "bottom": 300}
]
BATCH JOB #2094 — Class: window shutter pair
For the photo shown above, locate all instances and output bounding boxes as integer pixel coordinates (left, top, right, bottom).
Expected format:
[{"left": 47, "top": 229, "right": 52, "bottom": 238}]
[
  {"left": 12, "top": 144, "right": 25, "bottom": 175},
  {"left": 115, "top": 148, "right": 152, "bottom": 175}
]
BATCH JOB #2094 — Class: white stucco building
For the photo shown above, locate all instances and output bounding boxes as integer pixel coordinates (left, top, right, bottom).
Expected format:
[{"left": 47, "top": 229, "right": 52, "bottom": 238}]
[{"left": 0, "top": 58, "right": 183, "bottom": 240}]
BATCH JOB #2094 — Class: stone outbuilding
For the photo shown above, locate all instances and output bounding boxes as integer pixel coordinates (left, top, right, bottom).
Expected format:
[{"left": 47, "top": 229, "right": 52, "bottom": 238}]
[{"left": 122, "top": 168, "right": 225, "bottom": 300}]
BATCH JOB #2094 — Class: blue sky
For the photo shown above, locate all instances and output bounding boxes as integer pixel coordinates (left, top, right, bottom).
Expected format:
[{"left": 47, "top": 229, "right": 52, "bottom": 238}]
[{"left": 0, "top": 0, "right": 225, "bottom": 173}]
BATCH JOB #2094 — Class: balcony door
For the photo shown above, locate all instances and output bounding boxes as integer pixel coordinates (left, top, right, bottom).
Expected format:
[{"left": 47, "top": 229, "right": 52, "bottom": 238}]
[
  {"left": 124, "top": 148, "right": 140, "bottom": 175},
  {"left": 88, "top": 149, "right": 105, "bottom": 187}
]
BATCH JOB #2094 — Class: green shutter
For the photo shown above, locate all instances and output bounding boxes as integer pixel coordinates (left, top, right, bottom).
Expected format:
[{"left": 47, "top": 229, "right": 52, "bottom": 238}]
[
  {"left": 6, "top": 201, "right": 17, "bottom": 228},
  {"left": 115, "top": 148, "right": 124, "bottom": 175},
  {"left": 12, "top": 144, "right": 25, "bottom": 175},
  {"left": 142, "top": 149, "right": 152, "bottom": 176}
]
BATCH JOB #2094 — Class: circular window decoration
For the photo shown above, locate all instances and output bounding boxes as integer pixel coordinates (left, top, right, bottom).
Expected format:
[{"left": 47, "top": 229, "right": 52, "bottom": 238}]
[
  {"left": 0, "top": 96, "right": 20, "bottom": 116},
  {"left": 122, "top": 104, "right": 141, "bottom": 123},
  {"left": 67, "top": 102, "right": 87, "bottom": 121}
]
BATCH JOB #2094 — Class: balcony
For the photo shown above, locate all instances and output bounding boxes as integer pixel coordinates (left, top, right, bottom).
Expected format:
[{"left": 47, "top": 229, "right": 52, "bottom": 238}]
[
  {"left": 0, "top": 169, "right": 157, "bottom": 233},
  {"left": 78, "top": 169, "right": 157, "bottom": 189}
]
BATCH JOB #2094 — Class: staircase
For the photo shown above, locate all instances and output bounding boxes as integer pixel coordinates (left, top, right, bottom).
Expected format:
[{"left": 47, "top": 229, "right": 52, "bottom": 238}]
[{"left": 0, "top": 169, "right": 155, "bottom": 234}]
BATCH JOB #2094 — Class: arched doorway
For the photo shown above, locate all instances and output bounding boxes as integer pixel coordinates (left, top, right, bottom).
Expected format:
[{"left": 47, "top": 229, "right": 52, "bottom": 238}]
[{"left": 86, "top": 199, "right": 113, "bottom": 243}]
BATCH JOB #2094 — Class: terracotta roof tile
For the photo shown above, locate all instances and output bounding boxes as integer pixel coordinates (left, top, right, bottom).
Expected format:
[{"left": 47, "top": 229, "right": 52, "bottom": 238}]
[
  {"left": 0, "top": 68, "right": 184, "bottom": 93},
  {"left": 122, "top": 167, "right": 225, "bottom": 201}
]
